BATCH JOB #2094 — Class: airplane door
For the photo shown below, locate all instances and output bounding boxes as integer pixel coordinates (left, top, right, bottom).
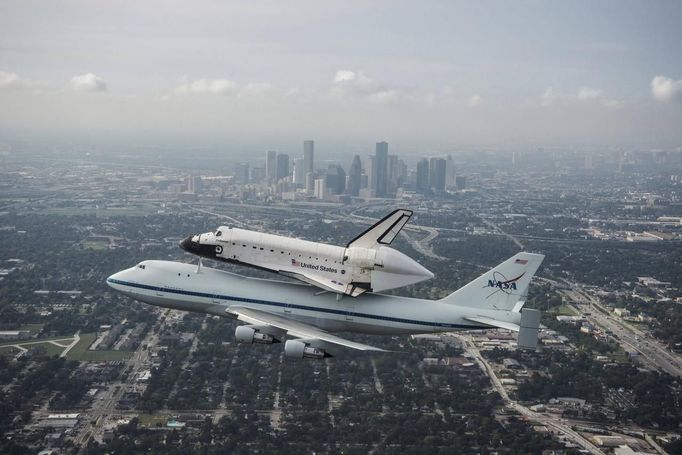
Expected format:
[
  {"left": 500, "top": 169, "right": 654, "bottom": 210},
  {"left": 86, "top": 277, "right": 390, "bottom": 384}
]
[{"left": 343, "top": 299, "right": 356, "bottom": 321}]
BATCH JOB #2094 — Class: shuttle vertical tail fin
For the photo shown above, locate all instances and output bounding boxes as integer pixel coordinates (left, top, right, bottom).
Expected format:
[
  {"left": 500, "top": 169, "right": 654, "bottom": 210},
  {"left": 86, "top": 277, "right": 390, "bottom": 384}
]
[{"left": 346, "top": 209, "right": 412, "bottom": 249}]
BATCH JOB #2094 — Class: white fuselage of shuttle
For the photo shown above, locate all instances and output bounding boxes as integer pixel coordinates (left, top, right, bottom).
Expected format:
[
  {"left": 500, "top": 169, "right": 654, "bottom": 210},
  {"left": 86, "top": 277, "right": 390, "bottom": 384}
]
[{"left": 180, "top": 226, "right": 433, "bottom": 296}]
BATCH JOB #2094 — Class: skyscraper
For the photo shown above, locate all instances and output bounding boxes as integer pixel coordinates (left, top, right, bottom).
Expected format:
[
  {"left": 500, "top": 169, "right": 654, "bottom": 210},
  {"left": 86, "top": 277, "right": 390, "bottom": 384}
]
[
  {"left": 375, "top": 141, "right": 388, "bottom": 197},
  {"left": 416, "top": 158, "right": 429, "bottom": 193},
  {"left": 430, "top": 158, "right": 446, "bottom": 191},
  {"left": 455, "top": 175, "right": 466, "bottom": 190},
  {"left": 445, "top": 154, "right": 455, "bottom": 188},
  {"left": 347, "top": 154, "right": 362, "bottom": 197},
  {"left": 326, "top": 164, "right": 346, "bottom": 195},
  {"left": 266, "top": 151, "right": 277, "bottom": 182},
  {"left": 303, "top": 140, "right": 314, "bottom": 176},
  {"left": 276, "top": 154, "right": 290, "bottom": 181},
  {"left": 235, "top": 162, "right": 250, "bottom": 184},
  {"left": 293, "top": 157, "right": 305, "bottom": 185}
]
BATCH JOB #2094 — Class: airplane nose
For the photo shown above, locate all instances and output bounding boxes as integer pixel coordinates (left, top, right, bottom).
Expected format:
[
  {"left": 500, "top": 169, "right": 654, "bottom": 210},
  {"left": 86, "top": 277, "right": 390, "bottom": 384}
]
[{"left": 106, "top": 271, "right": 123, "bottom": 288}]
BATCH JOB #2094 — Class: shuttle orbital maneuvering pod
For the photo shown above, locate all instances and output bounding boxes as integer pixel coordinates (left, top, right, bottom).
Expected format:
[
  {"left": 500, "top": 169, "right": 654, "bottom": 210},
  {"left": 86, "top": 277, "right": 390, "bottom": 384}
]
[
  {"left": 179, "top": 209, "right": 433, "bottom": 297},
  {"left": 107, "top": 251, "right": 545, "bottom": 360}
]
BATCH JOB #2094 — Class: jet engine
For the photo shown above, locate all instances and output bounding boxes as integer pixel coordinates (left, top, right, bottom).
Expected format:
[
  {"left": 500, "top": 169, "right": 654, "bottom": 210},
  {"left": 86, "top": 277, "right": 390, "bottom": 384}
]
[
  {"left": 235, "top": 325, "right": 278, "bottom": 344},
  {"left": 284, "top": 340, "right": 330, "bottom": 359}
]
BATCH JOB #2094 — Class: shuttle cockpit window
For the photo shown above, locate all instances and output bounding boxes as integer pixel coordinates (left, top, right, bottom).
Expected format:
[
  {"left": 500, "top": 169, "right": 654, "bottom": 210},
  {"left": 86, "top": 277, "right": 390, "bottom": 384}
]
[
  {"left": 216, "top": 230, "right": 222, "bottom": 237},
  {"left": 137, "top": 264, "right": 146, "bottom": 270}
]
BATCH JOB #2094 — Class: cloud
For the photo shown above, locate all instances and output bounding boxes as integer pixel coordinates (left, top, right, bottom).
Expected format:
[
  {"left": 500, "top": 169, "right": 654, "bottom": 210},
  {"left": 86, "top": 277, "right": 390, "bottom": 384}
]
[
  {"left": 577, "top": 87, "right": 604, "bottom": 101},
  {"left": 0, "top": 71, "right": 43, "bottom": 91},
  {"left": 542, "top": 86, "right": 621, "bottom": 108},
  {"left": 468, "top": 94, "right": 483, "bottom": 107},
  {"left": 332, "top": 70, "right": 373, "bottom": 93},
  {"left": 368, "top": 89, "right": 399, "bottom": 105},
  {"left": 174, "top": 78, "right": 236, "bottom": 95},
  {"left": 239, "top": 82, "right": 274, "bottom": 97},
  {"left": 651, "top": 75, "right": 682, "bottom": 102},
  {"left": 70, "top": 73, "right": 107, "bottom": 92},
  {"left": 331, "top": 69, "right": 400, "bottom": 103}
]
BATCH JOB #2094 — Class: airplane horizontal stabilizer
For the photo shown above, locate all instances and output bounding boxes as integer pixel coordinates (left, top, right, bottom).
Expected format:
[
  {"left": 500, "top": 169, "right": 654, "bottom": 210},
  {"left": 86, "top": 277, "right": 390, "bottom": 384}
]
[{"left": 517, "top": 308, "right": 540, "bottom": 350}]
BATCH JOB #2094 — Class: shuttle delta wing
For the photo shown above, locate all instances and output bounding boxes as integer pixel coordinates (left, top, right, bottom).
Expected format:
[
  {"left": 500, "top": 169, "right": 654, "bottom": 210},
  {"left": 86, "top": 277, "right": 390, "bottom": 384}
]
[
  {"left": 227, "top": 306, "right": 388, "bottom": 352},
  {"left": 279, "top": 270, "right": 345, "bottom": 293},
  {"left": 346, "top": 209, "right": 412, "bottom": 249}
]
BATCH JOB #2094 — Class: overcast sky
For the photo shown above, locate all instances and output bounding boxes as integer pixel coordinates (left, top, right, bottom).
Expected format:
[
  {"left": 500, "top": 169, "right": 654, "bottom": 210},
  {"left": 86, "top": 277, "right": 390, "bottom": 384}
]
[{"left": 1, "top": 0, "right": 681, "bottom": 154}]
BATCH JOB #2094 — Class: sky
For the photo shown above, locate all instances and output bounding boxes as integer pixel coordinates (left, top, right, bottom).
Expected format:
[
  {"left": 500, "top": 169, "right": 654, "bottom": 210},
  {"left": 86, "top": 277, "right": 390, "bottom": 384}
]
[{"left": 1, "top": 0, "right": 681, "bottom": 155}]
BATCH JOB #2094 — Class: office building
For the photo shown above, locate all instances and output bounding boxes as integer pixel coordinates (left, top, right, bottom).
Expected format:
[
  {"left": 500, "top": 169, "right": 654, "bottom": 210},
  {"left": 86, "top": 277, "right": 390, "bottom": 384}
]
[
  {"left": 293, "top": 157, "right": 305, "bottom": 185},
  {"left": 375, "top": 141, "right": 389, "bottom": 197},
  {"left": 347, "top": 154, "right": 362, "bottom": 196},
  {"left": 416, "top": 158, "right": 429, "bottom": 193},
  {"left": 276, "top": 154, "right": 290, "bottom": 181},
  {"left": 303, "top": 140, "right": 314, "bottom": 176},
  {"left": 326, "top": 164, "right": 346, "bottom": 195},
  {"left": 235, "top": 162, "right": 250, "bottom": 184},
  {"left": 266, "top": 151, "right": 277, "bottom": 182}
]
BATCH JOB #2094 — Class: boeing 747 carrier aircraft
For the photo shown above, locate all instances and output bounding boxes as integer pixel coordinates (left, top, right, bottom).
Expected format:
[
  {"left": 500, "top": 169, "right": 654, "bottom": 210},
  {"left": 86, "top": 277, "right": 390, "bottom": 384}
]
[{"left": 107, "top": 252, "right": 544, "bottom": 359}]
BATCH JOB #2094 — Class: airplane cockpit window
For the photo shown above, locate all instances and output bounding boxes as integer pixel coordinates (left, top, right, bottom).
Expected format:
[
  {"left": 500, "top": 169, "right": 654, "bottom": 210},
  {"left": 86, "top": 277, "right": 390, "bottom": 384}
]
[{"left": 216, "top": 230, "right": 222, "bottom": 237}]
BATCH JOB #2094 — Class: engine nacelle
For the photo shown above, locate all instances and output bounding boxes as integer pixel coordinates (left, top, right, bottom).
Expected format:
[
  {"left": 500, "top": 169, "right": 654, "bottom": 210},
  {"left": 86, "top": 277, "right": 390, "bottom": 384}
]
[
  {"left": 235, "top": 325, "right": 277, "bottom": 344},
  {"left": 284, "top": 340, "right": 329, "bottom": 360}
]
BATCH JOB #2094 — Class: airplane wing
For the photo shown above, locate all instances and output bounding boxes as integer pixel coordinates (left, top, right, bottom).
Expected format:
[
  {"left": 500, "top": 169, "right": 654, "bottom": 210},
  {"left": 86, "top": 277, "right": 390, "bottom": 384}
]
[
  {"left": 279, "top": 270, "right": 368, "bottom": 297},
  {"left": 226, "top": 306, "right": 388, "bottom": 352},
  {"left": 346, "top": 209, "right": 413, "bottom": 249}
]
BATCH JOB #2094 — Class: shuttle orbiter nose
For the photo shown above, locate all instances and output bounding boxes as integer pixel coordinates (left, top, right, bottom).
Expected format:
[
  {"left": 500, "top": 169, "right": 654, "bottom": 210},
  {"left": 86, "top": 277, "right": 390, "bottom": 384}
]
[{"left": 179, "top": 234, "right": 220, "bottom": 259}]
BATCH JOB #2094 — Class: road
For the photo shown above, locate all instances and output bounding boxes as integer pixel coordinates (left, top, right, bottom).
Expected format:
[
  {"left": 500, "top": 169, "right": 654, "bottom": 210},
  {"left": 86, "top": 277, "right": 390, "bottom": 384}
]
[
  {"left": 562, "top": 285, "right": 682, "bottom": 378},
  {"left": 73, "top": 310, "right": 168, "bottom": 446},
  {"left": 455, "top": 334, "right": 605, "bottom": 455}
]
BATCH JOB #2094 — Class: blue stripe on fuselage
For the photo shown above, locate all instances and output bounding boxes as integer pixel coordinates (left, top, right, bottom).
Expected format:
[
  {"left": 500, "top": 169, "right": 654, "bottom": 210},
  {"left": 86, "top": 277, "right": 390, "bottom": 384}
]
[{"left": 107, "top": 278, "right": 477, "bottom": 330}]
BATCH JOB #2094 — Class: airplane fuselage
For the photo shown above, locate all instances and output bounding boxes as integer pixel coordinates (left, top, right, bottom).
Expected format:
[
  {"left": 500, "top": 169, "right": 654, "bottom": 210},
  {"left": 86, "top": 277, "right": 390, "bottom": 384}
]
[{"left": 107, "top": 260, "right": 520, "bottom": 336}]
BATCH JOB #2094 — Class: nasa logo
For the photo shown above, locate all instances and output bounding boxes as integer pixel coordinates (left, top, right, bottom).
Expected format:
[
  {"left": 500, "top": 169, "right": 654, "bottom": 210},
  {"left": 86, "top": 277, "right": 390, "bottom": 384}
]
[
  {"left": 484, "top": 271, "right": 525, "bottom": 295},
  {"left": 215, "top": 245, "right": 223, "bottom": 254}
]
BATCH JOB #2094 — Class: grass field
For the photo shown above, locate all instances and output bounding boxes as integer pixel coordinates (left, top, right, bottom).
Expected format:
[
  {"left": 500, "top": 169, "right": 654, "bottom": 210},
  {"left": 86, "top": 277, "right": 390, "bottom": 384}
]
[
  {"left": 137, "top": 413, "right": 169, "bottom": 427},
  {"left": 0, "top": 335, "right": 76, "bottom": 348},
  {"left": 32, "top": 207, "right": 154, "bottom": 217},
  {"left": 0, "top": 333, "right": 133, "bottom": 361},
  {"left": 65, "top": 333, "right": 133, "bottom": 361},
  {"left": 81, "top": 240, "right": 109, "bottom": 251},
  {"left": 0, "top": 339, "right": 70, "bottom": 357},
  {"left": 19, "top": 323, "right": 44, "bottom": 334},
  {"left": 553, "top": 304, "right": 580, "bottom": 316}
]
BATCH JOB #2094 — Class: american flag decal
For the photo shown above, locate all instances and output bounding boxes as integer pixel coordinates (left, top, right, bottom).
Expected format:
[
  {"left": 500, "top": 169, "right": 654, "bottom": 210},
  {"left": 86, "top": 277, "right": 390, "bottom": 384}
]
[
  {"left": 514, "top": 259, "right": 528, "bottom": 265},
  {"left": 291, "top": 259, "right": 299, "bottom": 266}
]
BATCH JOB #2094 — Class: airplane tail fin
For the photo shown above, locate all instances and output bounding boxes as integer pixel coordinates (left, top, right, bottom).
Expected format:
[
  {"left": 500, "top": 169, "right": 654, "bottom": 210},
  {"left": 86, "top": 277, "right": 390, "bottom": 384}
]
[
  {"left": 439, "top": 252, "right": 545, "bottom": 311},
  {"left": 346, "top": 209, "right": 412, "bottom": 249}
]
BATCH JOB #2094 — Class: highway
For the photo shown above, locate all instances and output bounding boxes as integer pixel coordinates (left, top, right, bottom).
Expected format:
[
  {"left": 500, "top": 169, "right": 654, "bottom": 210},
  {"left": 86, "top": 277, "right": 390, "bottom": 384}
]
[
  {"left": 562, "top": 285, "right": 682, "bottom": 378},
  {"left": 455, "top": 334, "right": 605, "bottom": 455}
]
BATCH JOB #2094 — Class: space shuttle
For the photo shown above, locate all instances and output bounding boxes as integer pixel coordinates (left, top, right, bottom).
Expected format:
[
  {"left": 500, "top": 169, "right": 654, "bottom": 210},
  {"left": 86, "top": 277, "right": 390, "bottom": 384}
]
[{"left": 179, "top": 209, "right": 433, "bottom": 297}]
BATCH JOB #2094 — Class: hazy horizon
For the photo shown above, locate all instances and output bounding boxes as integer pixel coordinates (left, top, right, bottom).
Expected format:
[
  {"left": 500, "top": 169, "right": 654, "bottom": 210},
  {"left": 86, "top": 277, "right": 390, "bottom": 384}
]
[{"left": 2, "top": 1, "right": 682, "bottom": 153}]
